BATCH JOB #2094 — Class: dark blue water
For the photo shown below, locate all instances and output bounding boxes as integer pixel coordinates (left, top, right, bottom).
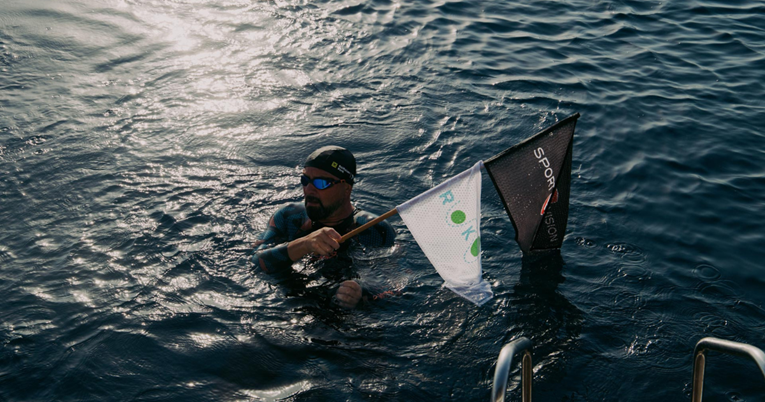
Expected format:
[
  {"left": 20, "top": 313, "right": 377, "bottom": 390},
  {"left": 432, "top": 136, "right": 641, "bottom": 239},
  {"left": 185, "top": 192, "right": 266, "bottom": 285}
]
[{"left": 2, "top": 0, "right": 765, "bottom": 400}]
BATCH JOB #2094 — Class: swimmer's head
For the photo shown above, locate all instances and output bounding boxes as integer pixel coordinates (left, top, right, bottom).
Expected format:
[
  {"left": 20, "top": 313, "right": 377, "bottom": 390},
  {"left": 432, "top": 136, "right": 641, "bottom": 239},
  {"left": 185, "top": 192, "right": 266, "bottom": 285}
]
[{"left": 304, "top": 146, "right": 356, "bottom": 185}]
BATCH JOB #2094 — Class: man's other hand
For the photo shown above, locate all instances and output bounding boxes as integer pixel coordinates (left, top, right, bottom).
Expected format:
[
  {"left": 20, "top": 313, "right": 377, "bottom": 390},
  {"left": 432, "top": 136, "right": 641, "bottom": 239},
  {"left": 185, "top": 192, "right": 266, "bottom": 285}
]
[{"left": 334, "top": 280, "right": 362, "bottom": 309}]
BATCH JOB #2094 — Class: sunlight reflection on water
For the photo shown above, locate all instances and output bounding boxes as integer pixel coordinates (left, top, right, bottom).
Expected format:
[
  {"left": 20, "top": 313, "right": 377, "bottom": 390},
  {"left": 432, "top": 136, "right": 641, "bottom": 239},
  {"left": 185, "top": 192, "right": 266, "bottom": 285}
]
[{"left": 1, "top": 0, "right": 765, "bottom": 400}]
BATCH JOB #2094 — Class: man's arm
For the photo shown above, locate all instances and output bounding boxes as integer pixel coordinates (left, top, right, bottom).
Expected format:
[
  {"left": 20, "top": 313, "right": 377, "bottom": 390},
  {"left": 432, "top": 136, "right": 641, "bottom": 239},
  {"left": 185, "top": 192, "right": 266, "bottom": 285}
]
[
  {"left": 252, "top": 205, "right": 344, "bottom": 273},
  {"left": 252, "top": 211, "right": 294, "bottom": 274}
]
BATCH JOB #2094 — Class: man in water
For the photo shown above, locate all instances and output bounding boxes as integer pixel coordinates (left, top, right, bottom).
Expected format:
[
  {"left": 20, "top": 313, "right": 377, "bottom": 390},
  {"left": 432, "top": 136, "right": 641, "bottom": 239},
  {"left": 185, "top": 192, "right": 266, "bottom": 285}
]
[{"left": 252, "top": 146, "right": 396, "bottom": 309}]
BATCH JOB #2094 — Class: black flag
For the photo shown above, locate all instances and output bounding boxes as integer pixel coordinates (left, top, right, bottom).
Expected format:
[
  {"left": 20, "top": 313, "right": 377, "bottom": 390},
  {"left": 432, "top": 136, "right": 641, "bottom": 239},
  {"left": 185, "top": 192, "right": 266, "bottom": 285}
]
[{"left": 484, "top": 113, "right": 579, "bottom": 254}]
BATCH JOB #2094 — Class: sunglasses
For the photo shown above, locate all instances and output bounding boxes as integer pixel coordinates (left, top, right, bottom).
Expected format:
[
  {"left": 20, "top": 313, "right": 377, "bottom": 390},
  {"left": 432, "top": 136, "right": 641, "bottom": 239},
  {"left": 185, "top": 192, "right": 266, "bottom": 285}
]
[{"left": 300, "top": 175, "right": 345, "bottom": 190}]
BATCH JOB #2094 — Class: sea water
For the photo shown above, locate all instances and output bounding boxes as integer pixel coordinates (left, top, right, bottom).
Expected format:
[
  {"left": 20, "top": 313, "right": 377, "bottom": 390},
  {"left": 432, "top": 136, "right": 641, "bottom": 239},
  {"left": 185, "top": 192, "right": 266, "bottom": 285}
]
[{"left": 1, "top": 0, "right": 764, "bottom": 400}]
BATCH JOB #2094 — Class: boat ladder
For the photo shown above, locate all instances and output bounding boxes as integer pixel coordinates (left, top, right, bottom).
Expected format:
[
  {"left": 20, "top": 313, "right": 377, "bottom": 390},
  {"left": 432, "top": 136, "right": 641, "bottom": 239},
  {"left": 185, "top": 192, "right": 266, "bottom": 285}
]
[{"left": 491, "top": 336, "right": 765, "bottom": 402}]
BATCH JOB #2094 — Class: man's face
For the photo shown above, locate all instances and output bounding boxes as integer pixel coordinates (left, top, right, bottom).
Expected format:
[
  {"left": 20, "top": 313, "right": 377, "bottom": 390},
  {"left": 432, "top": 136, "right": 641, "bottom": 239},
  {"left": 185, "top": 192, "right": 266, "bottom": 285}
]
[{"left": 302, "top": 167, "right": 348, "bottom": 221}]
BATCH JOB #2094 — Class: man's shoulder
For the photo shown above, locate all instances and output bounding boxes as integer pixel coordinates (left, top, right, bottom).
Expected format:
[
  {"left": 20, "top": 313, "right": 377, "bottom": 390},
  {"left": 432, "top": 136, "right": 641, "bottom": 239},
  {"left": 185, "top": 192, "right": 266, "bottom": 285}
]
[
  {"left": 354, "top": 208, "right": 396, "bottom": 246},
  {"left": 354, "top": 209, "right": 384, "bottom": 223},
  {"left": 271, "top": 202, "right": 309, "bottom": 226},
  {"left": 354, "top": 208, "right": 376, "bottom": 223},
  {"left": 275, "top": 202, "right": 306, "bottom": 215}
]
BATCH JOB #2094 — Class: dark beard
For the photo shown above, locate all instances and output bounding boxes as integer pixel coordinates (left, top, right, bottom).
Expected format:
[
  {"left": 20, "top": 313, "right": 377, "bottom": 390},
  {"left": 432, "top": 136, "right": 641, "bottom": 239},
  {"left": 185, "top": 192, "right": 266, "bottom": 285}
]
[{"left": 305, "top": 196, "right": 342, "bottom": 221}]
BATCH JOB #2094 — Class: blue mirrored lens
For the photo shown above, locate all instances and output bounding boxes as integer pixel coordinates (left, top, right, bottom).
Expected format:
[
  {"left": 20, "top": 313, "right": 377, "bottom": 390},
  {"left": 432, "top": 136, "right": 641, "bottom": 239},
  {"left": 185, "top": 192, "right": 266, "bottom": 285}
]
[
  {"left": 300, "top": 175, "right": 334, "bottom": 189},
  {"left": 312, "top": 178, "right": 332, "bottom": 189}
]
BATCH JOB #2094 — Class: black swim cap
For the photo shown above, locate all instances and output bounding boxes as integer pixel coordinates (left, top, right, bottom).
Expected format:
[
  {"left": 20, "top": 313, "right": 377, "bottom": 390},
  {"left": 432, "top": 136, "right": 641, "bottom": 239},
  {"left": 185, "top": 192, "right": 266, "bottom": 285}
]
[{"left": 304, "top": 146, "right": 356, "bottom": 184}]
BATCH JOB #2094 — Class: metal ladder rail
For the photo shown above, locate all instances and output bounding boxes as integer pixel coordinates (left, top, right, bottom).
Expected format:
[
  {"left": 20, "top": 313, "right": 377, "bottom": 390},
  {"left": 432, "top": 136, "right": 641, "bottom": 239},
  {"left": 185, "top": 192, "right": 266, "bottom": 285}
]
[
  {"left": 692, "top": 337, "right": 765, "bottom": 402},
  {"left": 491, "top": 337, "right": 533, "bottom": 402}
]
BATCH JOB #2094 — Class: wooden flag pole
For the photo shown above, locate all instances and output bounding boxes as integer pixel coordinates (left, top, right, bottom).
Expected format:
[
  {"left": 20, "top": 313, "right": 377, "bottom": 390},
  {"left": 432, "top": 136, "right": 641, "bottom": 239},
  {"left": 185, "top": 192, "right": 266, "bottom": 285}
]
[{"left": 339, "top": 207, "right": 399, "bottom": 243}]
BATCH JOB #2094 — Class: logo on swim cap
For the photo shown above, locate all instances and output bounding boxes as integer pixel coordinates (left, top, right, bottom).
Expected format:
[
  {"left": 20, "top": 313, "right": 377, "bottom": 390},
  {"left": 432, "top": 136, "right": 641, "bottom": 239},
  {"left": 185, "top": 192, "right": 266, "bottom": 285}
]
[
  {"left": 336, "top": 164, "right": 353, "bottom": 179},
  {"left": 332, "top": 162, "right": 338, "bottom": 168}
]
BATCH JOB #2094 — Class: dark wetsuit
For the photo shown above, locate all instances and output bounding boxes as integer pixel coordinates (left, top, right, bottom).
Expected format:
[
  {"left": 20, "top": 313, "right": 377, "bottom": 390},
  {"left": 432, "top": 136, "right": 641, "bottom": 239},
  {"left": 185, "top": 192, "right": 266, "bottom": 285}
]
[{"left": 252, "top": 202, "right": 396, "bottom": 305}]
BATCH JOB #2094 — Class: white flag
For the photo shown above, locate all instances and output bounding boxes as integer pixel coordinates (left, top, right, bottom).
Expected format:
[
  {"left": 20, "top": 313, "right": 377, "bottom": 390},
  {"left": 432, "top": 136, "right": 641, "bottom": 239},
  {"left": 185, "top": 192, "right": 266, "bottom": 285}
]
[{"left": 397, "top": 161, "right": 493, "bottom": 306}]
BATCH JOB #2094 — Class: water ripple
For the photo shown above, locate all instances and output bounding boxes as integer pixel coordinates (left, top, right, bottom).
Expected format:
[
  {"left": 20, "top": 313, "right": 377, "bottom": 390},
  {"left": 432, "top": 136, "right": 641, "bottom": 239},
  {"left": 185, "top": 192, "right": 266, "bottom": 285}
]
[{"left": 2, "top": 0, "right": 765, "bottom": 400}]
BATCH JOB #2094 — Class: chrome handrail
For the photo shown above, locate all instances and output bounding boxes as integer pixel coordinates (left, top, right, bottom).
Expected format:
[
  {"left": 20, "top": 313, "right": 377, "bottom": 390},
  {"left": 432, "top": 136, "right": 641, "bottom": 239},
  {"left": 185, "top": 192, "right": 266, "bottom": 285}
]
[
  {"left": 492, "top": 337, "right": 533, "bottom": 402},
  {"left": 691, "top": 337, "right": 765, "bottom": 402}
]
